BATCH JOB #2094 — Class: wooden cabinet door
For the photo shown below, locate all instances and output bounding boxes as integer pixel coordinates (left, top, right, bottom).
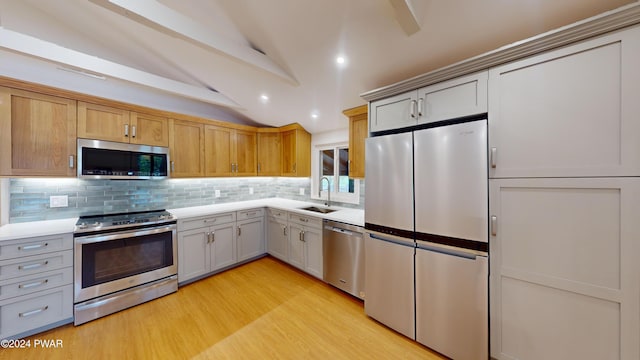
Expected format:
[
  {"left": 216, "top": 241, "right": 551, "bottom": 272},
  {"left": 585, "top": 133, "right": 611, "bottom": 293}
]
[
  {"left": 204, "top": 125, "right": 232, "bottom": 177},
  {"left": 77, "top": 102, "right": 129, "bottom": 143},
  {"left": 234, "top": 129, "right": 257, "bottom": 176},
  {"left": 169, "top": 119, "right": 204, "bottom": 177},
  {"left": 130, "top": 112, "right": 169, "bottom": 147},
  {"left": 345, "top": 105, "right": 368, "bottom": 179},
  {"left": 0, "top": 88, "right": 77, "bottom": 176},
  {"left": 177, "top": 228, "right": 210, "bottom": 283},
  {"left": 281, "top": 130, "right": 297, "bottom": 176},
  {"left": 237, "top": 217, "right": 264, "bottom": 262},
  {"left": 210, "top": 223, "right": 237, "bottom": 271},
  {"left": 488, "top": 28, "right": 640, "bottom": 178},
  {"left": 257, "top": 132, "right": 282, "bottom": 176}
]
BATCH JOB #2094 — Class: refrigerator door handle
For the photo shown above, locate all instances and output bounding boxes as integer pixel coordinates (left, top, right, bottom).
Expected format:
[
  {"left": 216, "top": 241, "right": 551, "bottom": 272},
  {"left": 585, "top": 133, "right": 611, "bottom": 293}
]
[
  {"left": 417, "top": 242, "right": 484, "bottom": 260},
  {"left": 368, "top": 231, "right": 415, "bottom": 247}
]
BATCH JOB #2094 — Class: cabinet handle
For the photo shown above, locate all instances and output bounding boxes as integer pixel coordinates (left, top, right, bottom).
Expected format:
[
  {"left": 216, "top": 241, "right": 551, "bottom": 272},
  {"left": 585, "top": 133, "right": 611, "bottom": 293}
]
[
  {"left": 257, "top": 163, "right": 261, "bottom": 173},
  {"left": 124, "top": 124, "right": 129, "bottom": 137},
  {"left": 490, "top": 147, "right": 497, "bottom": 169},
  {"left": 132, "top": 125, "right": 136, "bottom": 138},
  {"left": 69, "top": 155, "right": 75, "bottom": 169},
  {"left": 283, "top": 225, "right": 288, "bottom": 236},
  {"left": 206, "top": 232, "right": 211, "bottom": 243},
  {"left": 491, "top": 215, "right": 498, "bottom": 236},
  {"left": 300, "top": 231, "right": 305, "bottom": 242},
  {"left": 299, "top": 217, "right": 308, "bottom": 223},
  {"left": 417, "top": 98, "right": 424, "bottom": 117},
  {"left": 410, "top": 100, "right": 417, "bottom": 118},
  {"left": 18, "top": 243, "right": 48, "bottom": 251},
  {"left": 18, "top": 261, "right": 49, "bottom": 271},
  {"left": 293, "top": 163, "right": 296, "bottom": 173},
  {"left": 171, "top": 161, "right": 175, "bottom": 173},
  {"left": 203, "top": 218, "right": 217, "bottom": 223},
  {"left": 237, "top": 227, "right": 242, "bottom": 236},
  {"left": 246, "top": 211, "right": 256, "bottom": 216},
  {"left": 19, "top": 306, "right": 48, "bottom": 318},
  {"left": 19, "top": 279, "right": 48, "bottom": 289},
  {"left": 211, "top": 231, "right": 215, "bottom": 243}
]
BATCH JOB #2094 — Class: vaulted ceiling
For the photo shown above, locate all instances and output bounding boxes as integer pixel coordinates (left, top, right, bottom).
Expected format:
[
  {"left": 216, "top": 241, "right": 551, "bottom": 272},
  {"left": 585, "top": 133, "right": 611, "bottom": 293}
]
[{"left": 0, "top": 0, "right": 634, "bottom": 133}]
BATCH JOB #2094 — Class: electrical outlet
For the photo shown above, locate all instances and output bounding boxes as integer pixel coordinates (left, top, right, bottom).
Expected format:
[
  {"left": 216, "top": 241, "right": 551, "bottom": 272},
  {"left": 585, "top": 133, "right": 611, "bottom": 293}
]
[
  {"left": 249, "top": 187, "right": 254, "bottom": 195},
  {"left": 299, "top": 188, "right": 305, "bottom": 195},
  {"left": 50, "top": 195, "right": 68, "bottom": 208},
  {"left": 215, "top": 190, "right": 221, "bottom": 198}
]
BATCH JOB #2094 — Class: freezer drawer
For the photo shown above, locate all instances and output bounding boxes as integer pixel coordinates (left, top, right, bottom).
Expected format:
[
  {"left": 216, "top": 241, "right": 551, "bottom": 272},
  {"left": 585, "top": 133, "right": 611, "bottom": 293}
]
[
  {"left": 416, "top": 245, "right": 488, "bottom": 360},
  {"left": 364, "top": 231, "right": 415, "bottom": 339}
]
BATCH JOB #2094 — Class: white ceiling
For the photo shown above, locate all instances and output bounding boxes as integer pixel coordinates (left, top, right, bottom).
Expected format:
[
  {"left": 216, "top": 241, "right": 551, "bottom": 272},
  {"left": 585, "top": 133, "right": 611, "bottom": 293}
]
[{"left": 0, "top": 0, "right": 634, "bottom": 133}]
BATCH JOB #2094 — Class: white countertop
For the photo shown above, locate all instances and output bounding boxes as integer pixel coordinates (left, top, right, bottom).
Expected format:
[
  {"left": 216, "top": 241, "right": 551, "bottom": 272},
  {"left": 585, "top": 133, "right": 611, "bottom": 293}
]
[{"left": 0, "top": 198, "right": 364, "bottom": 242}]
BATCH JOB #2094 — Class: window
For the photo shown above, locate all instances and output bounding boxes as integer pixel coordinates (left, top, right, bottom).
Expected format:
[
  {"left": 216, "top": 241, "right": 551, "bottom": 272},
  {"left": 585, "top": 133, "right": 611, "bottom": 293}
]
[{"left": 315, "top": 145, "right": 359, "bottom": 204}]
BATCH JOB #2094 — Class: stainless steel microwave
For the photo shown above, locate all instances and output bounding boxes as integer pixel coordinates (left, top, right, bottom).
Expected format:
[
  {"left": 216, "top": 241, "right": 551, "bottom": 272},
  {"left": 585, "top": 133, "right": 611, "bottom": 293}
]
[{"left": 77, "top": 139, "right": 170, "bottom": 180}]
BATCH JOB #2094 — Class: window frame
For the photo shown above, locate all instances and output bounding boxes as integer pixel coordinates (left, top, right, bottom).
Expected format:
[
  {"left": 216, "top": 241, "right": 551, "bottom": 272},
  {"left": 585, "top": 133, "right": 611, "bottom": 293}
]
[{"left": 311, "top": 143, "right": 360, "bottom": 205}]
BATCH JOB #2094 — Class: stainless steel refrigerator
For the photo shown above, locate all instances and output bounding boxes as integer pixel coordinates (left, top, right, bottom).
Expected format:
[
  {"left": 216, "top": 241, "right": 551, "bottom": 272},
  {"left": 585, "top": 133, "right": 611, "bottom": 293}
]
[{"left": 364, "top": 119, "right": 488, "bottom": 360}]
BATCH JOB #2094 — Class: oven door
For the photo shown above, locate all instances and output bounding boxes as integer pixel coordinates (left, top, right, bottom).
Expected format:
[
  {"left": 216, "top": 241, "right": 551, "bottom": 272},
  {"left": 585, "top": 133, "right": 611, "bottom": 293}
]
[{"left": 74, "top": 224, "right": 177, "bottom": 303}]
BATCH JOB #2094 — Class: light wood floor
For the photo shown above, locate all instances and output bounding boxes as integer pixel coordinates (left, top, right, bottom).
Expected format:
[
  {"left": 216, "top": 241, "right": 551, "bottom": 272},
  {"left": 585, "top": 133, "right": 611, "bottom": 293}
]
[{"left": 3, "top": 256, "right": 445, "bottom": 359}]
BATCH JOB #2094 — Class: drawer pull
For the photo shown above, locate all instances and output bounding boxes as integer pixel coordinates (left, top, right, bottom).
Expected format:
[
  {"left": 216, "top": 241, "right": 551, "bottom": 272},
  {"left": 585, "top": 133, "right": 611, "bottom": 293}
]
[
  {"left": 19, "top": 279, "right": 49, "bottom": 289},
  {"left": 18, "top": 261, "right": 49, "bottom": 271},
  {"left": 19, "top": 306, "right": 49, "bottom": 318},
  {"left": 299, "top": 217, "right": 309, "bottom": 223},
  {"left": 19, "top": 243, "right": 48, "bottom": 251},
  {"left": 246, "top": 211, "right": 257, "bottom": 216},
  {"left": 203, "top": 218, "right": 217, "bottom": 223}
]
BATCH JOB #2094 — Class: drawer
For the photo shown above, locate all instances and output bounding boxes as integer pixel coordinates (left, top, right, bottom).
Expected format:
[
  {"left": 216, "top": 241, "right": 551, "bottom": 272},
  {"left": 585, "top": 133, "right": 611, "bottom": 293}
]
[
  {"left": 288, "top": 213, "right": 322, "bottom": 229},
  {"left": 0, "top": 284, "right": 73, "bottom": 340},
  {"left": 236, "top": 208, "right": 264, "bottom": 221},
  {"left": 178, "top": 212, "right": 236, "bottom": 231},
  {"left": 0, "top": 251, "right": 73, "bottom": 281},
  {"left": 0, "top": 267, "right": 73, "bottom": 301},
  {"left": 0, "top": 233, "right": 73, "bottom": 261},
  {"left": 267, "top": 208, "right": 288, "bottom": 220}
]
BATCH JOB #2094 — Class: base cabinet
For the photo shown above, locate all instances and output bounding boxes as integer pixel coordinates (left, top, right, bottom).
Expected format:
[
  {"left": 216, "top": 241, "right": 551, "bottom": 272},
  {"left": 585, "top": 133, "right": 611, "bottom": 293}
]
[
  {"left": 489, "top": 178, "right": 640, "bottom": 360},
  {"left": 0, "top": 233, "right": 74, "bottom": 339},
  {"left": 266, "top": 209, "right": 288, "bottom": 261},
  {"left": 236, "top": 209, "right": 265, "bottom": 262},
  {"left": 288, "top": 213, "right": 323, "bottom": 279},
  {"left": 177, "top": 213, "right": 237, "bottom": 283}
]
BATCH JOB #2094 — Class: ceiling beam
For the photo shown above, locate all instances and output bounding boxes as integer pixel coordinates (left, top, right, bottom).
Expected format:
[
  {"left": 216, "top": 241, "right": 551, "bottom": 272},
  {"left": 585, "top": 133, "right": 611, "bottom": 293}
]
[
  {"left": 0, "top": 27, "right": 242, "bottom": 108},
  {"left": 90, "top": 0, "right": 299, "bottom": 86},
  {"left": 389, "top": 0, "right": 425, "bottom": 36}
]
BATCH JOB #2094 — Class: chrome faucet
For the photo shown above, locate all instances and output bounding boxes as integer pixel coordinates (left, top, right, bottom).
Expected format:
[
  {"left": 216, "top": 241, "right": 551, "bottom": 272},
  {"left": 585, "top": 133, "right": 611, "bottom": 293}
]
[{"left": 320, "top": 176, "right": 331, "bottom": 207}]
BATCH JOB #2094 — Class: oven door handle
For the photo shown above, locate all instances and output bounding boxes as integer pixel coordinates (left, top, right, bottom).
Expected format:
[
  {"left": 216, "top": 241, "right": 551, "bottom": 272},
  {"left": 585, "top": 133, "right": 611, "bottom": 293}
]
[{"left": 74, "top": 225, "right": 176, "bottom": 244}]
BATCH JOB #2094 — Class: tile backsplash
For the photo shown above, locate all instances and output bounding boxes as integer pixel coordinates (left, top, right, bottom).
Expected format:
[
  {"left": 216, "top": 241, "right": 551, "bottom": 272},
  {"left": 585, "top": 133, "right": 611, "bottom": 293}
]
[{"left": 9, "top": 177, "right": 364, "bottom": 223}]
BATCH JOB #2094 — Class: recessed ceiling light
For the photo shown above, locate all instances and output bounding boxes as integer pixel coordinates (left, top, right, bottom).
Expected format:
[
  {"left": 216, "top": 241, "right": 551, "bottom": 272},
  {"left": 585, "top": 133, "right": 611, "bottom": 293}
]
[
  {"left": 336, "top": 56, "right": 346, "bottom": 64},
  {"left": 260, "top": 94, "right": 269, "bottom": 103},
  {"left": 311, "top": 112, "right": 319, "bottom": 119}
]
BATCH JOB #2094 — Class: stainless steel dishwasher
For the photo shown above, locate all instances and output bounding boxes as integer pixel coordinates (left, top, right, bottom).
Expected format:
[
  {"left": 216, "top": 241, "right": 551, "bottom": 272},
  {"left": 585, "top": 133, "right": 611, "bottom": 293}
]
[{"left": 323, "top": 220, "right": 365, "bottom": 299}]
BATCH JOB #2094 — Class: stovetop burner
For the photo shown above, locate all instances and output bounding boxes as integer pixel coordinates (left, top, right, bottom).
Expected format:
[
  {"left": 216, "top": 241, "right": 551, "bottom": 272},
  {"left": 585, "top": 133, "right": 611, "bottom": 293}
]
[{"left": 74, "top": 209, "right": 175, "bottom": 233}]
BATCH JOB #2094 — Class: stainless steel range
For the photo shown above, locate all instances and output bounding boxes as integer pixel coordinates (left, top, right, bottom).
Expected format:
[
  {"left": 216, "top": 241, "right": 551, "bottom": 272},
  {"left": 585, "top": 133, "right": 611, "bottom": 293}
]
[{"left": 73, "top": 210, "right": 177, "bottom": 325}]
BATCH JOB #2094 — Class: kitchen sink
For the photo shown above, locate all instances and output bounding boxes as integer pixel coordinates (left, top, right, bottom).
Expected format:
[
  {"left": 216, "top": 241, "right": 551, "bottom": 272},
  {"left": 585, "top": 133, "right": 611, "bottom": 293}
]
[{"left": 300, "top": 206, "right": 337, "bottom": 214}]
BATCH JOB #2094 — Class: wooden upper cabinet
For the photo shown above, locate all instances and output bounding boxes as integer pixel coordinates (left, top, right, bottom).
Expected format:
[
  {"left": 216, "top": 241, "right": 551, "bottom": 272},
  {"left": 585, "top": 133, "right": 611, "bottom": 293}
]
[
  {"left": 204, "top": 125, "right": 232, "bottom": 177},
  {"left": 0, "top": 87, "right": 77, "bottom": 177},
  {"left": 257, "top": 130, "right": 282, "bottom": 176},
  {"left": 344, "top": 105, "right": 368, "bottom": 179},
  {"left": 281, "top": 126, "right": 311, "bottom": 177},
  {"left": 130, "top": 112, "right": 169, "bottom": 147},
  {"left": 234, "top": 129, "right": 257, "bottom": 176},
  {"left": 169, "top": 119, "right": 205, "bottom": 178},
  {"left": 78, "top": 102, "right": 169, "bottom": 147},
  {"left": 204, "top": 125, "right": 257, "bottom": 177},
  {"left": 77, "top": 102, "right": 130, "bottom": 143}
]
